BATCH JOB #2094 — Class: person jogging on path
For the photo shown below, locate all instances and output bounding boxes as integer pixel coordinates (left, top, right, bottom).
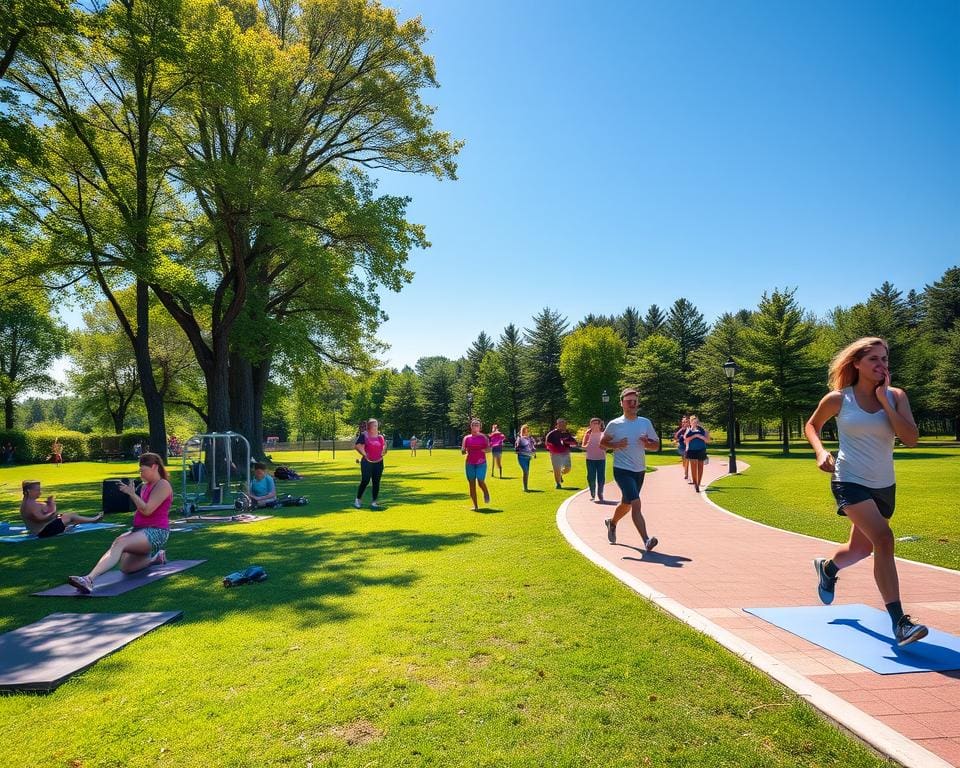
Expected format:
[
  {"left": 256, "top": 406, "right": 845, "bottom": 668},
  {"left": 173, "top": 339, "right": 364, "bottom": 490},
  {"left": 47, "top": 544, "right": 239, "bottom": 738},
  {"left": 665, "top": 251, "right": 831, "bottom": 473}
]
[
  {"left": 545, "top": 418, "right": 577, "bottom": 489},
  {"left": 600, "top": 388, "right": 660, "bottom": 550},
  {"left": 582, "top": 417, "right": 606, "bottom": 502},
  {"left": 805, "top": 336, "right": 928, "bottom": 647}
]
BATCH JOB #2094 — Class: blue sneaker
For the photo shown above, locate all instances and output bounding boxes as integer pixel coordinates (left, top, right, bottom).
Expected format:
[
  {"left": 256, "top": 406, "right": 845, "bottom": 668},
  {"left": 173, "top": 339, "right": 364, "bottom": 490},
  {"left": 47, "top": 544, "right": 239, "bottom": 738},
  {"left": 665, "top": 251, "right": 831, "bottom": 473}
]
[
  {"left": 813, "top": 558, "right": 837, "bottom": 604},
  {"left": 895, "top": 615, "right": 928, "bottom": 647}
]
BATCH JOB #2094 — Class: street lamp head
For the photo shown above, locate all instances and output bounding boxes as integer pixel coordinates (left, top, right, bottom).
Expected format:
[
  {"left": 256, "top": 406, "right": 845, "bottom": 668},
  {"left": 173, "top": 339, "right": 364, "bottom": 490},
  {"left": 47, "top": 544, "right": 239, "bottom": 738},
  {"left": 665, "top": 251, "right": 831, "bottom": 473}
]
[
  {"left": 722, "top": 358, "right": 737, "bottom": 381},
  {"left": 601, "top": 390, "right": 609, "bottom": 404}
]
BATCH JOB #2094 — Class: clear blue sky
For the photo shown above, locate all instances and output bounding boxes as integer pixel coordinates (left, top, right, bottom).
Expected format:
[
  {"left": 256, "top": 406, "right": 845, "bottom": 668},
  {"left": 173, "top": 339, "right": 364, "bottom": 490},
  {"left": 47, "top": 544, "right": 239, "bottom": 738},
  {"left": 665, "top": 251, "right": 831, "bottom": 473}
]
[{"left": 371, "top": 0, "right": 960, "bottom": 369}]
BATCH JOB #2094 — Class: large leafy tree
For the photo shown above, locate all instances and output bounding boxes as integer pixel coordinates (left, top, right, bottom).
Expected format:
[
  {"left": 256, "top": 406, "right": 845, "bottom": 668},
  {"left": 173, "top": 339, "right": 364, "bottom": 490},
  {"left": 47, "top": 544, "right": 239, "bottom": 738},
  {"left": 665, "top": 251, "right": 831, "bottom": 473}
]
[
  {"left": 523, "top": 307, "right": 568, "bottom": 426},
  {"left": 473, "top": 351, "right": 511, "bottom": 430},
  {"left": 0, "top": 284, "right": 67, "bottom": 428},
  {"left": 559, "top": 325, "right": 626, "bottom": 425},
  {"left": 620, "top": 334, "right": 684, "bottom": 448},
  {"left": 741, "top": 288, "right": 822, "bottom": 454}
]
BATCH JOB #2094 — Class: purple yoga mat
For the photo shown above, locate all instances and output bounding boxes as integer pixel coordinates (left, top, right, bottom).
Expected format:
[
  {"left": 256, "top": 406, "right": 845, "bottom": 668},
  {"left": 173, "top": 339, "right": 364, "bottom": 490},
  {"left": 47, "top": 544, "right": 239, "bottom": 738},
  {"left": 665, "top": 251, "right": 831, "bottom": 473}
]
[
  {"left": 0, "top": 611, "right": 182, "bottom": 692},
  {"left": 33, "top": 560, "right": 206, "bottom": 597}
]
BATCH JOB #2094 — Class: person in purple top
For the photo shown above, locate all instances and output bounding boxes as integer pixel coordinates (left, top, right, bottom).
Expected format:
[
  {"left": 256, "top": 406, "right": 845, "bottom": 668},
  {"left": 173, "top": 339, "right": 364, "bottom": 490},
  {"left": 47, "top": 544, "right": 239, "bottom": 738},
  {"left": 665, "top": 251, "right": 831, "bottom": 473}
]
[
  {"left": 488, "top": 424, "right": 506, "bottom": 478},
  {"left": 68, "top": 452, "right": 172, "bottom": 594},
  {"left": 462, "top": 418, "right": 491, "bottom": 510}
]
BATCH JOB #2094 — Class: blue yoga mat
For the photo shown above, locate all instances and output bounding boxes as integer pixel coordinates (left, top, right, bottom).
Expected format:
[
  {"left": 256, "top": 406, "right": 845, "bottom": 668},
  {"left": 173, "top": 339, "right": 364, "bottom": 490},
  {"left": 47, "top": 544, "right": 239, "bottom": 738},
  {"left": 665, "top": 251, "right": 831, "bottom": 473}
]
[
  {"left": 744, "top": 604, "right": 960, "bottom": 675},
  {"left": 0, "top": 522, "right": 121, "bottom": 544}
]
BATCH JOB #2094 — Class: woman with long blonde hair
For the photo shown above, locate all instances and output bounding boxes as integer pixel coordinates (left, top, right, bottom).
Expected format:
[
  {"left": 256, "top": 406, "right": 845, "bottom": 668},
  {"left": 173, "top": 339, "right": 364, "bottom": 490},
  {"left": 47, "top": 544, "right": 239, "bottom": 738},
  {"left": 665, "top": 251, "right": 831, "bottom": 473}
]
[{"left": 804, "top": 337, "right": 928, "bottom": 646}]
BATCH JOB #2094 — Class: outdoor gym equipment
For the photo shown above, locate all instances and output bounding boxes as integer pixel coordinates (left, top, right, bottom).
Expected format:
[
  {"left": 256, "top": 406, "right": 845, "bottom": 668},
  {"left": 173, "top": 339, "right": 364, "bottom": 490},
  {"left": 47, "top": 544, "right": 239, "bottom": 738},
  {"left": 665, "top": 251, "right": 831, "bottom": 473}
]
[{"left": 180, "top": 432, "right": 251, "bottom": 515}]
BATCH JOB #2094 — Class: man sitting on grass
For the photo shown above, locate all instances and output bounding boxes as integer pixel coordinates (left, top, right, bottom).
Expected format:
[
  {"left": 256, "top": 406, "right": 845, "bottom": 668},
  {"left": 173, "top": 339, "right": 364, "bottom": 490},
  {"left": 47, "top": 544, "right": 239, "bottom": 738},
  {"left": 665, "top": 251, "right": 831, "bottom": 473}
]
[
  {"left": 20, "top": 480, "right": 103, "bottom": 538},
  {"left": 247, "top": 463, "right": 278, "bottom": 508}
]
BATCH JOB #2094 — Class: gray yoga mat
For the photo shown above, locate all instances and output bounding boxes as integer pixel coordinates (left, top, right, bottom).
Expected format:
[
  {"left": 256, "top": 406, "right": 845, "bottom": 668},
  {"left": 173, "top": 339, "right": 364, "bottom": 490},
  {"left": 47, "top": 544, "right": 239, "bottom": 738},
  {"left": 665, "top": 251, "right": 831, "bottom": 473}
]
[
  {"left": 0, "top": 611, "right": 182, "bottom": 692},
  {"left": 0, "top": 521, "right": 122, "bottom": 544},
  {"left": 34, "top": 560, "right": 206, "bottom": 598}
]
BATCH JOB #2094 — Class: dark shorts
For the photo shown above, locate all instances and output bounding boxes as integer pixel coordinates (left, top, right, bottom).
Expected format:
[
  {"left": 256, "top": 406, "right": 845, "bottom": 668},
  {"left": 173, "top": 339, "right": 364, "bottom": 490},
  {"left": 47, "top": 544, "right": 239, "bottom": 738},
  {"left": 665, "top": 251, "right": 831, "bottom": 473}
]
[
  {"left": 38, "top": 517, "right": 67, "bottom": 538},
  {"left": 831, "top": 481, "right": 896, "bottom": 520},
  {"left": 613, "top": 467, "right": 645, "bottom": 503},
  {"left": 686, "top": 448, "right": 707, "bottom": 461},
  {"left": 491, "top": 446, "right": 503, "bottom": 456}
]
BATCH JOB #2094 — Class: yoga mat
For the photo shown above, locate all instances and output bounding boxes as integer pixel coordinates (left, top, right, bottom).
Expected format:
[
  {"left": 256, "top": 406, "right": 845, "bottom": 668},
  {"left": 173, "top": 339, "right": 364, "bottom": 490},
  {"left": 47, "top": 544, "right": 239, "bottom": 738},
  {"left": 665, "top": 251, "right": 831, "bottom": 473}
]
[
  {"left": 0, "top": 611, "right": 182, "bottom": 692},
  {"left": 171, "top": 514, "right": 273, "bottom": 527},
  {"left": 34, "top": 560, "right": 206, "bottom": 598},
  {"left": 744, "top": 604, "right": 960, "bottom": 675},
  {"left": 0, "top": 522, "right": 122, "bottom": 544}
]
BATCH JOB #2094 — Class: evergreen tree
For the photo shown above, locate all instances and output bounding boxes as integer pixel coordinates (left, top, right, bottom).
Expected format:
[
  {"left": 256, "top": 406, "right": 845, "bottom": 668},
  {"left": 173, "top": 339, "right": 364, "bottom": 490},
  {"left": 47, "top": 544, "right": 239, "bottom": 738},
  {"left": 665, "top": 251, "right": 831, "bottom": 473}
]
[
  {"left": 922, "top": 266, "right": 960, "bottom": 337},
  {"left": 523, "top": 308, "right": 568, "bottom": 426},
  {"left": 498, "top": 324, "right": 527, "bottom": 436},
  {"left": 741, "top": 288, "right": 822, "bottom": 454},
  {"left": 616, "top": 307, "right": 642, "bottom": 348},
  {"left": 688, "top": 313, "right": 747, "bottom": 430},
  {"left": 621, "top": 334, "right": 684, "bottom": 448},
  {"left": 474, "top": 351, "right": 512, "bottom": 429},
  {"left": 664, "top": 298, "right": 708, "bottom": 373},
  {"left": 418, "top": 357, "right": 456, "bottom": 445},
  {"left": 930, "top": 323, "right": 960, "bottom": 441},
  {"left": 465, "top": 331, "right": 494, "bottom": 384},
  {"left": 383, "top": 371, "right": 423, "bottom": 439},
  {"left": 641, "top": 304, "right": 666, "bottom": 338}
]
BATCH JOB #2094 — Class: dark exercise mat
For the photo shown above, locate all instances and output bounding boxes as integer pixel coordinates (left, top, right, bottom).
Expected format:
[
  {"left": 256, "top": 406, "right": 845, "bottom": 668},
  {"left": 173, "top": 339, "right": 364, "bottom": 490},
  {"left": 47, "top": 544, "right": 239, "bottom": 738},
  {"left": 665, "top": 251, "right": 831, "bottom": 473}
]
[
  {"left": 0, "top": 611, "right": 182, "bottom": 692},
  {"left": 34, "top": 560, "right": 206, "bottom": 598}
]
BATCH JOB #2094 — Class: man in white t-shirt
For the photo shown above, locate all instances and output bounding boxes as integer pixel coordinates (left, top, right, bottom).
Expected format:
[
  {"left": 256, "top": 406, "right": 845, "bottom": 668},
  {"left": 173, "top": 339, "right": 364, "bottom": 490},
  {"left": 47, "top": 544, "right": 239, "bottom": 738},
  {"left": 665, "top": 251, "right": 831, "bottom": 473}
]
[{"left": 600, "top": 387, "right": 660, "bottom": 549}]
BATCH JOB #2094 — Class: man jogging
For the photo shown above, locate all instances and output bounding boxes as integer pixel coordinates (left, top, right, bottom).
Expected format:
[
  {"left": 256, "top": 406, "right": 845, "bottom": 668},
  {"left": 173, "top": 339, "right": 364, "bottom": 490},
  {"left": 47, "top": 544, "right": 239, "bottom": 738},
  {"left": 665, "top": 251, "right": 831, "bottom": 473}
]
[{"left": 600, "top": 387, "right": 660, "bottom": 550}]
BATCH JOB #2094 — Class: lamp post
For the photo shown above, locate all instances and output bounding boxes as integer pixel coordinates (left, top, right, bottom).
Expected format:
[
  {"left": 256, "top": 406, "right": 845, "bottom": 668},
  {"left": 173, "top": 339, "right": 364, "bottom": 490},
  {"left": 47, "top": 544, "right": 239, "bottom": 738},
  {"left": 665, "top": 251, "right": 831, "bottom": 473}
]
[
  {"left": 601, "top": 389, "right": 610, "bottom": 422},
  {"left": 722, "top": 358, "right": 738, "bottom": 475},
  {"left": 466, "top": 391, "right": 474, "bottom": 422}
]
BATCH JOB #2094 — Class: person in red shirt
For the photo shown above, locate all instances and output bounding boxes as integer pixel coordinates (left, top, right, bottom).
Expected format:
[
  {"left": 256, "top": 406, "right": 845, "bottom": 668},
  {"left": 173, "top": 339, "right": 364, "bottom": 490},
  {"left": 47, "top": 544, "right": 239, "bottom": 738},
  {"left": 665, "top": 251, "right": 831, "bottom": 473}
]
[{"left": 545, "top": 418, "right": 577, "bottom": 489}]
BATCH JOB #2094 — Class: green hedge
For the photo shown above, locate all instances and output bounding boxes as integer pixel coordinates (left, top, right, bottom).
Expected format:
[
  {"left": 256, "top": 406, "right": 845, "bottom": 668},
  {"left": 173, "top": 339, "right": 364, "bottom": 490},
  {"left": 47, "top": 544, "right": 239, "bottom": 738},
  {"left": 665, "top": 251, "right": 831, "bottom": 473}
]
[{"left": 0, "top": 429, "right": 152, "bottom": 464}]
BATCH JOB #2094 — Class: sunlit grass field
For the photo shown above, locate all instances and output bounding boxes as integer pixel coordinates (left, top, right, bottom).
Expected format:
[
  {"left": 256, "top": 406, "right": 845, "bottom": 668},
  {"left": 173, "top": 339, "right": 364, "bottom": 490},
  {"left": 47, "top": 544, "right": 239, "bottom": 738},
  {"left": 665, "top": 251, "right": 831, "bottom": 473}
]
[{"left": 0, "top": 450, "right": 898, "bottom": 767}]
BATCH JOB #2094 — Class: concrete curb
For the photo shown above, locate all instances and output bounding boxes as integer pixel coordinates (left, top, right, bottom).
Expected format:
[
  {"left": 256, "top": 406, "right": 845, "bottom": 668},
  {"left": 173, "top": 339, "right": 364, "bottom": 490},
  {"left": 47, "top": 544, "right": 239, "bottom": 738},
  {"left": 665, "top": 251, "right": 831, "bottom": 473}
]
[{"left": 556, "top": 481, "right": 955, "bottom": 768}]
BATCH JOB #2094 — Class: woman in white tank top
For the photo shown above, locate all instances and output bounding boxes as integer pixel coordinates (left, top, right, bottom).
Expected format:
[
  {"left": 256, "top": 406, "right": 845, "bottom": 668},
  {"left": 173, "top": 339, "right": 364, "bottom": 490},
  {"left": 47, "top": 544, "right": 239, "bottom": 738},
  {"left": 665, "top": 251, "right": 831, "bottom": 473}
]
[{"left": 804, "top": 336, "right": 928, "bottom": 647}]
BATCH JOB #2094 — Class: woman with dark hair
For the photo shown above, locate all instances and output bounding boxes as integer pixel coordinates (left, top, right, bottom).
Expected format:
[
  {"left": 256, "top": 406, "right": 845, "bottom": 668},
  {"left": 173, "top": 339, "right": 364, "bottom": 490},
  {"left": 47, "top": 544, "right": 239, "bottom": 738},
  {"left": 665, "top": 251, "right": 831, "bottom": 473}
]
[
  {"left": 67, "top": 452, "right": 172, "bottom": 594},
  {"left": 488, "top": 424, "right": 505, "bottom": 478},
  {"left": 462, "top": 418, "right": 491, "bottom": 510},
  {"left": 582, "top": 417, "right": 606, "bottom": 502},
  {"left": 683, "top": 416, "right": 711, "bottom": 492},
  {"left": 805, "top": 336, "right": 927, "bottom": 647},
  {"left": 354, "top": 419, "right": 387, "bottom": 509}
]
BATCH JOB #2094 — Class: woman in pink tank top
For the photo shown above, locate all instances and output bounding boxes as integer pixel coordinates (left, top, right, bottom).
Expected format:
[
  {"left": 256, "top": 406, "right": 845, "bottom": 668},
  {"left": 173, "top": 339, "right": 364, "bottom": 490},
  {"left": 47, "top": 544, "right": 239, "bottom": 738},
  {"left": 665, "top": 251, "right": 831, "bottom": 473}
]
[
  {"left": 461, "top": 419, "right": 491, "bottom": 511},
  {"left": 67, "top": 452, "right": 173, "bottom": 595}
]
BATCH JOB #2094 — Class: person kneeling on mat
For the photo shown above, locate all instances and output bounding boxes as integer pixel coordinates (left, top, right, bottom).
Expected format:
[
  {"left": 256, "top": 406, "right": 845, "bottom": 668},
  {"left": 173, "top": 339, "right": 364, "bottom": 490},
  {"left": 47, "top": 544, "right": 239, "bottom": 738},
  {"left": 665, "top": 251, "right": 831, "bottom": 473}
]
[
  {"left": 20, "top": 480, "right": 103, "bottom": 537},
  {"left": 247, "top": 462, "right": 277, "bottom": 508},
  {"left": 67, "top": 453, "right": 172, "bottom": 594}
]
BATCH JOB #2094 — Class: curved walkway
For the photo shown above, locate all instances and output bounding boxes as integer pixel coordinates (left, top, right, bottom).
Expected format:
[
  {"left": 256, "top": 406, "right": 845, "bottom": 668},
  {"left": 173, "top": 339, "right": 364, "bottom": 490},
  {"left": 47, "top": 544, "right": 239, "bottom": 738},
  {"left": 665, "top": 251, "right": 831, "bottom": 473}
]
[{"left": 558, "top": 459, "right": 960, "bottom": 768}]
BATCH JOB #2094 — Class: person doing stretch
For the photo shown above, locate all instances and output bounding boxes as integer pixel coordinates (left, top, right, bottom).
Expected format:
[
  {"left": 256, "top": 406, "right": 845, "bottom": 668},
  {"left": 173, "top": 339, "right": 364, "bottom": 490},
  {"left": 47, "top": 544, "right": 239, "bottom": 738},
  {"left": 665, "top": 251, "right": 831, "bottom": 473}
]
[
  {"left": 354, "top": 419, "right": 387, "bottom": 509},
  {"left": 462, "top": 419, "right": 491, "bottom": 510},
  {"left": 601, "top": 388, "right": 660, "bottom": 550},
  {"left": 20, "top": 481, "right": 102, "bottom": 537},
  {"left": 805, "top": 336, "right": 927, "bottom": 647},
  {"left": 67, "top": 452, "right": 171, "bottom": 594}
]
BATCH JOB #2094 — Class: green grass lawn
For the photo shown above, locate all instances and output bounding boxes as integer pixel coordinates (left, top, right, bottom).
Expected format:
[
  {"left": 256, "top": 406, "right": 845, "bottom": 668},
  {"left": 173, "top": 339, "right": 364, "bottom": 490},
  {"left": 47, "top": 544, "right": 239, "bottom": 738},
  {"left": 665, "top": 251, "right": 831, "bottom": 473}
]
[
  {"left": 0, "top": 451, "right": 893, "bottom": 768},
  {"left": 708, "top": 440, "right": 960, "bottom": 571}
]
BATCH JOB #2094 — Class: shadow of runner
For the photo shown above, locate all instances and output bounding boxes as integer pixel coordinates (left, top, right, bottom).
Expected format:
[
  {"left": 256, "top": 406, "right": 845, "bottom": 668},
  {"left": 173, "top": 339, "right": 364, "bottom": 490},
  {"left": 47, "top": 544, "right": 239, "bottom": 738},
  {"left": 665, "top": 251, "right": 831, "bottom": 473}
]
[{"left": 621, "top": 549, "right": 693, "bottom": 568}]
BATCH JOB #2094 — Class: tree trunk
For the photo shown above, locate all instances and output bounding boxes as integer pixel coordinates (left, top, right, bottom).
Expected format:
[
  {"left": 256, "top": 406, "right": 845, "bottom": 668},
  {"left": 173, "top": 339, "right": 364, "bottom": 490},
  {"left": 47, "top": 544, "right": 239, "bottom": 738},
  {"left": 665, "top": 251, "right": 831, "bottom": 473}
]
[
  {"left": 250, "top": 359, "right": 270, "bottom": 462},
  {"left": 3, "top": 396, "right": 12, "bottom": 430},
  {"left": 955, "top": 415, "right": 959, "bottom": 442},
  {"left": 781, "top": 415, "right": 790, "bottom": 455},
  {"left": 207, "top": 332, "right": 232, "bottom": 432},
  {"left": 133, "top": 281, "right": 168, "bottom": 459}
]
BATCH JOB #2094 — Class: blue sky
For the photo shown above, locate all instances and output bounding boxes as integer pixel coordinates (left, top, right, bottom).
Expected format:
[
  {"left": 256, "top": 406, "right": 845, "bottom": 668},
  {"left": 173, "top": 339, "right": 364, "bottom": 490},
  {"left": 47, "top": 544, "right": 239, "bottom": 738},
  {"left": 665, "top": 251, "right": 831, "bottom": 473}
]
[{"left": 371, "top": 0, "right": 960, "bottom": 369}]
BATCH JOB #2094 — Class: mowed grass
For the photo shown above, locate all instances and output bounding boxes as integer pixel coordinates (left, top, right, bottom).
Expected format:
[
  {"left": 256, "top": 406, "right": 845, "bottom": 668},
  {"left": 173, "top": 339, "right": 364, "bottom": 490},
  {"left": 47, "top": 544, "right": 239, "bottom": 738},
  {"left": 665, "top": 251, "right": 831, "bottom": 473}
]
[
  {"left": 0, "top": 451, "right": 891, "bottom": 768},
  {"left": 708, "top": 441, "right": 960, "bottom": 571}
]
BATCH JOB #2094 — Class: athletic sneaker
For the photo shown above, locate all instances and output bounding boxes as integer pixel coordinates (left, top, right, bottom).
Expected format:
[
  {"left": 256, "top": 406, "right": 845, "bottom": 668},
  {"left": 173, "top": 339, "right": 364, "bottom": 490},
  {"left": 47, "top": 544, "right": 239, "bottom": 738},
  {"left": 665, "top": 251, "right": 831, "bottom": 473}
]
[
  {"left": 483, "top": 492, "right": 490, "bottom": 504},
  {"left": 371, "top": 502, "right": 381, "bottom": 509},
  {"left": 604, "top": 518, "right": 616, "bottom": 544},
  {"left": 555, "top": 483, "right": 562, "bottom": 490},
  {"left": 645, "top": 536, "right": 658, "bottom": 552},
  {"left": 150, "top": 549, "right": 167, "bottom": 566},
  {"left": 353, "top": 498, "right": 362, "bottom": 509},
  {"left": 813, "top": 558, "right": 837, "bottom": 605},
  {"left": 895, "top": 615, "right": 929, "bottom": 647},
  {"left": 67, "top": 575, "right": 93, "bottom": 594}
]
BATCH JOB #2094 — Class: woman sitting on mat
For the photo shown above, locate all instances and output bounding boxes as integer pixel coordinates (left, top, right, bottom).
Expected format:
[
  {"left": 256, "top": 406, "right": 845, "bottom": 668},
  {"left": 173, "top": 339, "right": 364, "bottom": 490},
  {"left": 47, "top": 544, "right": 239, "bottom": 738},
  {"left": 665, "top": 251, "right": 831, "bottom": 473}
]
[
  {"left": 20, "top": 481, "right": 103, "bottom": 537},
  {"left": 67, "top": 452, "right": 172, "bottom": 594}
]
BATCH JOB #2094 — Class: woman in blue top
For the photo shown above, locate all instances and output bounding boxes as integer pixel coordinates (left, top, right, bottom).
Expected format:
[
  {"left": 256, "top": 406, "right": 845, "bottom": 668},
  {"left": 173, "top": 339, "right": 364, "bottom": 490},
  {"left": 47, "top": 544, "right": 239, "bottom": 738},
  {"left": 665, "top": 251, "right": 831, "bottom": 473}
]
[
  {"left": 805, "top": 336, "right": 927, "bottom": 647},
  {"left": 683, "top": 416, "right": 710, "bottom": 492}
]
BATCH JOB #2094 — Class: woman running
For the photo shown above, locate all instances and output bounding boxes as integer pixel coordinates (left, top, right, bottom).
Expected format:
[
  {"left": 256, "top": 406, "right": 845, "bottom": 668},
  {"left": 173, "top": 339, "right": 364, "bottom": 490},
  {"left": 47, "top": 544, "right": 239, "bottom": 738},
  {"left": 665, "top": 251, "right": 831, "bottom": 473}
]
[
  {"left": 354, "top": 419, "right": 387, "bottom": 509},
  {"left": 805, "top": 336, "right": 927, "bottom": 647},
  {"left": 582, "top": 417, "right": 606, "bottom": 502},
  {"left": 488, "top": 424, "right": 506, "bottom": 478},
  {"left": 515, "top": 424, "right": 537, "bottom": 492},
  {"left": 673, "top": 415, "right": 691, "bottom": 482},
  {"left": 67, "top": 452, "right": 171, "bottom": 594},
  {"left": 462, "top": 419, "right": 491, "bottom": 510},
  {"left": 683, "top": 416, "right": 710, "bottom": 492}
]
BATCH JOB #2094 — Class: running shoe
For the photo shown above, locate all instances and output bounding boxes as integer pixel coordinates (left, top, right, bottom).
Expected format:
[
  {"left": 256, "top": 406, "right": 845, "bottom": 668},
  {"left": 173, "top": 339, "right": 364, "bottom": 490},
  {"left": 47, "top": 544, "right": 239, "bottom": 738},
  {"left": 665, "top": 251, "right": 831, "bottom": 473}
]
[
  {"left": 813, "top": 558, "right": 837, "bottom": 605},
  {"left": 645, "top": 536, "right": 658, "bottom": 552},
  {"left": 555, "top": 483, "right": 562, "bottom": 490},
  {"left": 483, "top": 492, "right": 490, "bottom": 504},
  {"left": 604, "top": 518, "right": 616, "bottom": 544},
  {"left": 68, "top": 575, "right": 93, "bottom": 594},
  {"left": 895, "top": 615, "right": 928, "bottom": 647},
  {"left": 353, "top": 498, "right": 362, "bottom": 509},
  {"left": 371, "top": 502, "right": 381, "bottom": 509}
]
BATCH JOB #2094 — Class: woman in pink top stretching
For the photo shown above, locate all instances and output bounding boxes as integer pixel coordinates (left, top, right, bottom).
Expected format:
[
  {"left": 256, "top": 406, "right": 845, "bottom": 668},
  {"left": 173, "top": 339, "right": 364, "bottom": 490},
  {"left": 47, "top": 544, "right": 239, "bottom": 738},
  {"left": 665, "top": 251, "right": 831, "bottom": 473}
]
[
  {"left": 68, "top": 452, "right": 172, "bottom": 594},
  {"left": 462, "top": 419, "right": 491, "bottom": 511}
]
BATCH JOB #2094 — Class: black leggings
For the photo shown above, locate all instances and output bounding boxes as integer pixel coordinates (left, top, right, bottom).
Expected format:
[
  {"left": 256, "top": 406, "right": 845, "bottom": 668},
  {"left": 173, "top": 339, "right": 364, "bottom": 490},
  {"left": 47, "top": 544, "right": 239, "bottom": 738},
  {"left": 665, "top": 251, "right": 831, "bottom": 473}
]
[{"left": 357, "top": 458, "right": 384, "bottom": 501}]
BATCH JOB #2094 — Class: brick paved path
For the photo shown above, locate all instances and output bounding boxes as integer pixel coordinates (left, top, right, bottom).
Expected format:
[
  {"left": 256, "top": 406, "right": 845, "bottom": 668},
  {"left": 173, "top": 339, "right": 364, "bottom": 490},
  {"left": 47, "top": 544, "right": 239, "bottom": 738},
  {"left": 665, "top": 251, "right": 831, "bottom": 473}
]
[{"left": 560, "top": 459, "right": 960, "bottom": 768}]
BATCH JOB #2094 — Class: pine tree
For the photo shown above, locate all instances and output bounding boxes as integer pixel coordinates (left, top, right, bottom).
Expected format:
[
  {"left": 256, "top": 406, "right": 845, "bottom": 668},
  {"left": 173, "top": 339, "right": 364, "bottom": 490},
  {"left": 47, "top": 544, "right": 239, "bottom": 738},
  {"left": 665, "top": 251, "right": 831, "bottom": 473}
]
[
  {"left": 616, "top": 307, "right": 642, "bottom": 348},
  {"left": 641, "top": 304, "right": 666, "bottom": 338},
  {"left": 664, "top": 298, "right": 708, "bottom": 373},
  {"left": 922, "top": 266, "right": 960, "bottom": 337},
  {"left": 498, "top": 324, "right": 527, "bottom": 436},
  {"left": 523, "top": 308, "right": 569, "bottom": 426}
]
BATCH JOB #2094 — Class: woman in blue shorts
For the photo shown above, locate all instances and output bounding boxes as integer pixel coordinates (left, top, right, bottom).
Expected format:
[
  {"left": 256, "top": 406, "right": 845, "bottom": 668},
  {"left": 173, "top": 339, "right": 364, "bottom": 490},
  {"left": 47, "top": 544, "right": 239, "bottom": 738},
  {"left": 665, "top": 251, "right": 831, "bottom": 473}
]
[
  {"left": 461, "top": 419, "right": 491, "bottom": 510},
  {"left": 805, "top": 336, "right": 927, "bottom": 647},
  {"left": 683, "top": 416, "right": 710, "bottom": 492},
  {"left": 514, "top": 424, "right": 537, "bottom": 492}
]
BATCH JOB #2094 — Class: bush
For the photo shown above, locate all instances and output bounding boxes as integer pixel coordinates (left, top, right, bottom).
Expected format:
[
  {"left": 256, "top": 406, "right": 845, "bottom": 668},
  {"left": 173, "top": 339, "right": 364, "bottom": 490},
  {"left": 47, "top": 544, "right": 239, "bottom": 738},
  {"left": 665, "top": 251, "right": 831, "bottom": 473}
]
[
  {"left": 86, "top": 430, "right": 151, "bottom": 460},
  {"left": 21, "top": 429, "right": 90, "bottom": 463},
  {"left": 0, "top": 429, "right": 28, "bottom": 464}
]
